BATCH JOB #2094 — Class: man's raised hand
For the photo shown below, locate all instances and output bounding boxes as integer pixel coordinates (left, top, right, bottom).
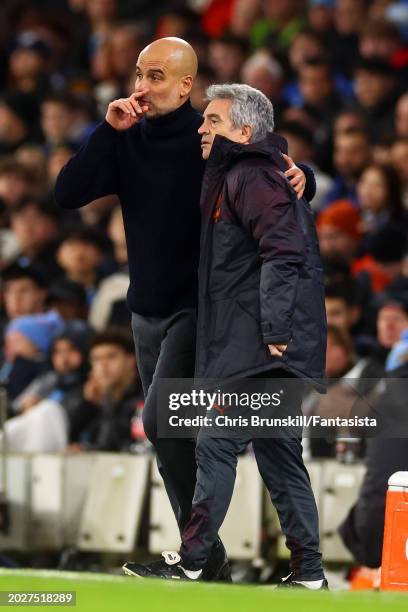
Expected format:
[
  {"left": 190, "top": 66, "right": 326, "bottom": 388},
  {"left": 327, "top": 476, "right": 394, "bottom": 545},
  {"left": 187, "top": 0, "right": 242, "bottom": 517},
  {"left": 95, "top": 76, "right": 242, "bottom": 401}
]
[
  {"left": 282, "top": 153, "right": 306, "bottom": 200},
  {"left": 105, "top": 90, "right": 149, "bottom": 131}
]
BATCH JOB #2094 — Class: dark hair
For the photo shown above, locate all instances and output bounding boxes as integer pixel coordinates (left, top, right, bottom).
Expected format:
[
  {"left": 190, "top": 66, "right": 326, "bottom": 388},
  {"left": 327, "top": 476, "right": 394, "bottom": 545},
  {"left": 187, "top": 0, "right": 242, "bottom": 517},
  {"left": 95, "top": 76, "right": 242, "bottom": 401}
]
[
  {"left": 10, "top": 197, "right": 62, "bottom": 223},
  {"left": 294, "top": 27, "right": 325, "bottom": 46},
  {"left": 211, "top": 33, "right": 250, "bottom": 56},
  {"left": 58, "top": 227, "right": 109, "bottom": 252},
  {"left": 371, "top": 222, "right": 407, "bottom": 263},
  {"left": 41, "top": 91, "right": 76, "bottom": 110},
  {"left": 2, "top": 262, "right": 46, "bottom": 287},
  {"left": 360, "top": 18, "right": 401, "bottom": 43},
  {"left": 90, "top": 328, "right": 135, "bottom": 355},
  {"left": 335, "top": 128, "right": 370, "bottom": 143},
  {"left": 325, "top": 281, "right": 356, "bottom": 307},
  {"left": 354, "top": 57, "right": 395, "bottom": 77},
  {"left": 278, "top": 120, "right": 315, "bottom": 147},
  {"left": 361, "top": 163, "right": 403, "bottom": 219},
  {"left": 300, "top": 56, "right": 332, "bottom": 74}
]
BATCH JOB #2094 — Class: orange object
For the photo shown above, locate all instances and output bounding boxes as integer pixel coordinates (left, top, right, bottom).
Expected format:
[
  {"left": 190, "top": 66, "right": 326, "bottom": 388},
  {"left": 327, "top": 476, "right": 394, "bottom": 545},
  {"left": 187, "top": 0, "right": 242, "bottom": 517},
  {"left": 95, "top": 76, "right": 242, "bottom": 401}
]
[
  {"left": 350, "top": 566, "right": 381, "bottom": 590},
  {"left": 352, "top": 254, "right": 392, "bottom": 293},
  {"left": 381, "top": 472, "right": 408, "bottom": 591}
]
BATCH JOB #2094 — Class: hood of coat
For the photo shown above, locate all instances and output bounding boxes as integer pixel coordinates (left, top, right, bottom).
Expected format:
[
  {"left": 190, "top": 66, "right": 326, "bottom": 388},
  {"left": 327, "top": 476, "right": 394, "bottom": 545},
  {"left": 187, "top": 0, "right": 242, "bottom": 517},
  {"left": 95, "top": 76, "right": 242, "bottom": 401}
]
[{"left": 206, "top": 132, "right": 289, "bottom": 173}]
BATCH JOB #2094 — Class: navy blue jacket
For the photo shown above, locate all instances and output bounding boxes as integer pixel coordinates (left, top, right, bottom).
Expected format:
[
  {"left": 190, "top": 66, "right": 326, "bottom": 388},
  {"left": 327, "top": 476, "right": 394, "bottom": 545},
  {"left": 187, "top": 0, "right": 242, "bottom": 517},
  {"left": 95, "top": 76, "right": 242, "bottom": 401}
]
[
  {"left": 54, "top": 101, "right": 204, "bottom": 317},
  {"left": 195, "top": 134, "right": 327, "bottom": 388}
]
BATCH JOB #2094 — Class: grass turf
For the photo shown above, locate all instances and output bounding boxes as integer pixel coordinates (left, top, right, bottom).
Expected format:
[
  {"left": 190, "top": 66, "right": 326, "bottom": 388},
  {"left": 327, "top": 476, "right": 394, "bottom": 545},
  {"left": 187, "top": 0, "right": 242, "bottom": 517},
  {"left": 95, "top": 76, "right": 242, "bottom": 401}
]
[{"left": 0, "top": 570, "right": 407, "bottom": 612}]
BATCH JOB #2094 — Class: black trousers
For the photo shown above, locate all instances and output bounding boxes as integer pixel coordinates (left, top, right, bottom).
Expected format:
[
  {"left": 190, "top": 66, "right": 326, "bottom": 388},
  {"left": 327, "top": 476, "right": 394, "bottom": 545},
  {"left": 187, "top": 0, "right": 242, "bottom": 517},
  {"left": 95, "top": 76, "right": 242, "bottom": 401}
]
[
  {"left": 131, "top": 309, "right": 198, "bottom": 531},
  {"left": 179, "top": 372, "right": 324, "bottom": 580}
]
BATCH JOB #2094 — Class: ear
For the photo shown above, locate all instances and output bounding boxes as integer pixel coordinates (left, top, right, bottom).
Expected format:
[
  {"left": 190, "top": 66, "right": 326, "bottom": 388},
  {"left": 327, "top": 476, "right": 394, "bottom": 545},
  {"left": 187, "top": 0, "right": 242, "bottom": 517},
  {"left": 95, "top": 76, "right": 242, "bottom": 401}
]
[
  {"left": 180, "top": 75, "right": 193, "bottom": 98},
  {"left": 240, "top": 124, "right": 253, "bottom": 144}
]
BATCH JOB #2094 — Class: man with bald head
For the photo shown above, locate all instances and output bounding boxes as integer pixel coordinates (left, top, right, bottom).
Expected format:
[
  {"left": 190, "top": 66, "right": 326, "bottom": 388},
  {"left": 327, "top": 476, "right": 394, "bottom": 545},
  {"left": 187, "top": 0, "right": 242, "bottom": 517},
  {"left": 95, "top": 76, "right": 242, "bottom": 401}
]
[{"left": 55, "top": 37, "right": 315, "bottom": 582}]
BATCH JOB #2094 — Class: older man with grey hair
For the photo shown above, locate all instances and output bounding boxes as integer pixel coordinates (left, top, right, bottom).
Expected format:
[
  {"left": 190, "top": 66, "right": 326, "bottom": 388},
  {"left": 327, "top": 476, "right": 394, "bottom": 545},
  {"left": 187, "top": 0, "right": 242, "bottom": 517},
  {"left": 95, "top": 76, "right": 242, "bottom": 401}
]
[{"left": 126, "top": 83, "right": 328, "bottom": 588}]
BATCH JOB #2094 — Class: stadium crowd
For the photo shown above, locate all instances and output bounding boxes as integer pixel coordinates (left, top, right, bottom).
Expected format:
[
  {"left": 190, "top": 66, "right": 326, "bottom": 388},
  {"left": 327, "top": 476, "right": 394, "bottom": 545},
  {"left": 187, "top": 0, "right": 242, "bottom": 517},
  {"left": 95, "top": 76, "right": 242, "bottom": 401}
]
[{"left": 0, "top": 0, "right": 408, "bottom": 570}]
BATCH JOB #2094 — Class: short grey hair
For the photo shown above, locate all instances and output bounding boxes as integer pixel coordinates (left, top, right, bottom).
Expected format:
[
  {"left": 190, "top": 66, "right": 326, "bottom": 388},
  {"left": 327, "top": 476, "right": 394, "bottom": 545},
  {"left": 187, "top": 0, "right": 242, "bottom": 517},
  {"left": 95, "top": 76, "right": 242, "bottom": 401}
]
[{"left": 206, "top": 83, "right": 274, "bottom": 143}]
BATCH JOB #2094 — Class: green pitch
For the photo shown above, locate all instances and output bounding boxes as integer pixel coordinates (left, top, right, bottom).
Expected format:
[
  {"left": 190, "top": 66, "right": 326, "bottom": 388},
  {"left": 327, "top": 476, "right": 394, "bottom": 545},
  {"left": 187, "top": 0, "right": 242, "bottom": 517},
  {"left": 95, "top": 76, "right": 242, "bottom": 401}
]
[{"left": 0, "top": 569, "right": 407, "bottom": 612}]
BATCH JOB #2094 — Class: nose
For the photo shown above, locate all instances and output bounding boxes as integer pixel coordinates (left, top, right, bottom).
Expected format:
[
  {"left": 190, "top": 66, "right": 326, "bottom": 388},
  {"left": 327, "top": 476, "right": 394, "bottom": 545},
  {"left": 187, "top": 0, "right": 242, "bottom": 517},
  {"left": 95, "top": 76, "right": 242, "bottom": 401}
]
[
  {"left": 135, "top": 77, "right": 149, "bottom": 94},
  {"left": 198, "top": 120, "right": 208, "bottom": 135}
]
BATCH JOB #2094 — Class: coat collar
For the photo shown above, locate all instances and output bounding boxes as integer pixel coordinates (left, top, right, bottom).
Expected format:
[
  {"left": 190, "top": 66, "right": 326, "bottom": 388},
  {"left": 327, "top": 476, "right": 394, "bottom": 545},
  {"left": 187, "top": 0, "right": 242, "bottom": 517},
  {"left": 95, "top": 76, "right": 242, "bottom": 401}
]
[{"left": 206, "top": 132, "right": 289, "bottom": 173}]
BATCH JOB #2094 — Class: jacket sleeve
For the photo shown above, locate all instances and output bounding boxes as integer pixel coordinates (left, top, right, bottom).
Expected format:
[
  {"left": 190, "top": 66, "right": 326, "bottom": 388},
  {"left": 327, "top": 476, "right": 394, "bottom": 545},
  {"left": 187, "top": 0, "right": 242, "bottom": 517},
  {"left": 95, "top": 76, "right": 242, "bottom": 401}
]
[
  {"left": 231, "top": 165, "right": 306, "bottom": 345},
  {"left": 298, "top": 163, "right": 316, "bottom": 203},
  {"left": 54, "top": 121, "right": 119, "bottom": 209}
]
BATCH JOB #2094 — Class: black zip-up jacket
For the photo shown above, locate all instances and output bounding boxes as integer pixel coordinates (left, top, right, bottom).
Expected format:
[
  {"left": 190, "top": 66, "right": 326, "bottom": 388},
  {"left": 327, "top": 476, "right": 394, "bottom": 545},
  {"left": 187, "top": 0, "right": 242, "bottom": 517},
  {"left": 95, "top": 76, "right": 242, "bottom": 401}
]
[
  {"left": 54, "top": 100, "right": 317, "bottom": 318},
  {"left": 196, "top": 133, "right": 327, "bottom": 388}
]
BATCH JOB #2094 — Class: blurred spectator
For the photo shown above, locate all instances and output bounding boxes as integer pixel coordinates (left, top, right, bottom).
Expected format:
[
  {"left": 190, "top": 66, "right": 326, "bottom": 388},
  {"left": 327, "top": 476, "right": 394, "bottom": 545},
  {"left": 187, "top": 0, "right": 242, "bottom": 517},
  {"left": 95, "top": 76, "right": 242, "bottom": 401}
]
[
  {"left": 395, "top": 93, "right": 408, "bottom": 138},
  {"left": 241, "top": 51, "right": 284, "bottom": 114},
  {"left": 15, "top": 143, "right": 47, "bottom": 189},
  {"left": 208, "top": 34, "right": 249, "bottom": 83},
  {"left": 250, "top": 0, "right": 306, "bottom": 52},
  {"left": 89, "top": 206, "right": 130, "bottom": 330},
  {"left": 325, "top": 280, "right": 361, "bottom": 338},
  {"left": 356, "top": 163, "right": 405, "bottom": 248},
  {"left": 0, "top": 198, "right": 20, "bottom": 270},
  {"left": 297, "top": 57, "right": 343, "bottom": 148},
  {"left": 325, "top": 129, "right": 371, "bottom": 205},
  {"left": 333, "top": 109, "right": 368, "bottom": 137},
  {"left": 359, "top": 18, "right": 403, "bottom": 62},
  {"left": 1, "top": 310, "right": 63, "bottom": 399},
  {"left": 0, "top": 158, "right": 37, "bottom": 208},
  {"left": 47, "top": 279, "right": 89, "bottom": 321},
  {"left": 317, "top": 200, "right": 361, "bottom": 263},
  {"left": 352, "top": 58, "right": 399, "bottom": 142},
  {"left": 1, "top": 263, "right": 46, "bottom": 324},
  {"left": 7, "top": 31, "right": 52, "bottom": 95},
  {"left": 56, "top": 227, "right": 108, "bottom": 303},
  {"left": 374, "top": 293, "right": 408, "bottom": 354},
  {"left": 287, "top": 28, "right": 326, "bottom": 76},
  {"left": 308, "top": 293, "right": 408, "bottom": 463},
  {"left": 67, "top": 327, "right": 145, "bottom": 453},
  {"left": 331, "top": 0, "right": 368, "bottom": 73},
  {"left": 9, "top": 198, "right": 62, "bottom": 280},
  {"left": 92, "top": 23, "right": 144, "bottom": 107},
  {"left": 190, "top": 65, "right": 216, "bottom": 113},
  {"left": 108, "top": 24, "right": 143, "bottom": 88},
  {"left": 0, "top": 320, "right": 93, "bottom": 453},
  {"left": 303, "top": 324, "right": 357, "bottom": 459},
  {"left": 84, "top": 0, "right": 118, "bottom": 41},
  {"left": 40, "top": 92, "right": 76, "bottom": 149},
  {"left": 308, "top": 0, "right": 335, "bottom": 35},
  {"left": 352, "top": 223, "right": 407, "bottom": 293},
  {"left": 229, "top": 0, "right": 260, "bottom": 37},
  {"left": 277, "top": 120, "right": 333, "bottom": 209},
  {"left": 156, "top": 5, "right": 202, "bottom": 39},
  {"left": 386, "top": 328, "right": 408, "bottom": 372},
  {"left": 46, "top": 143, "right": 76, "bottom": 188},
  {"left": 390, "top": 137, "right": 408, "bottom": 208},
  {"left": 0, "top": 91, "right": 40, "bottom": 155},
  {"left": 325, "top": 324, "right": 355, "bottom": 378}
]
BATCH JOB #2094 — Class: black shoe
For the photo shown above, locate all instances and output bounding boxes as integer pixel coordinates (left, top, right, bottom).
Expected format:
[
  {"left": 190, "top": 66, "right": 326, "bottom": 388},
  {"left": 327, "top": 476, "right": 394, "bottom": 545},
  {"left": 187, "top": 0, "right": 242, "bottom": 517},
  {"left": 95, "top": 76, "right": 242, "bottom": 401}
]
[
  {"left": 278, "top": 572, "right": 329, "bottom": 590},
  {"left": 122, "top": 551, "right": 202, "bottom": 581},
  {"left": 202, "top": 538, "right": 232, "bottom": 583}
]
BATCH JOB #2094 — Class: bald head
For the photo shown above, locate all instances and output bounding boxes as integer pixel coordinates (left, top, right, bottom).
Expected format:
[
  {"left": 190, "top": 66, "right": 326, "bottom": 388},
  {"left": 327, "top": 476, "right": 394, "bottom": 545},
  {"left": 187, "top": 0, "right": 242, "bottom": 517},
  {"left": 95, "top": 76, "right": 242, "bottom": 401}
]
[
  {"left": 134, "top": 37, "right": 198, "bottom": 117},
  {"left": 139, "top": 38, "right": 198, "bottom": 78}
]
